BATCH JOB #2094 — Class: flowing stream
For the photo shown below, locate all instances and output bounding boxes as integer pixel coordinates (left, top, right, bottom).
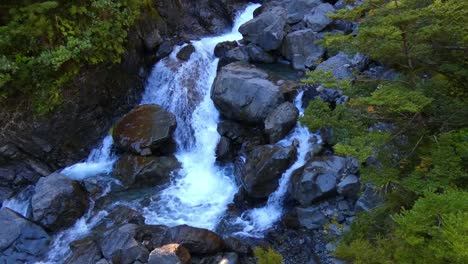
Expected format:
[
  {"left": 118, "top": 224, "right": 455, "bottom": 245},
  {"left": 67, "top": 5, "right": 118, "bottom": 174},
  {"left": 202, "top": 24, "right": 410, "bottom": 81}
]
[{"left": 2, "top": 3, "right": 322, "bottom": 262}]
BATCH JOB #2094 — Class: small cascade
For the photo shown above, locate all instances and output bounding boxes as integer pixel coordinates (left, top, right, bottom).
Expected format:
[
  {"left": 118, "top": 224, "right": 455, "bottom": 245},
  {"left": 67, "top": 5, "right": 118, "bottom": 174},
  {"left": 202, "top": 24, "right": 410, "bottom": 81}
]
[
  {"left": 1, "top": 185, "right": 34, "bottom": 218},
  {"left": 141, "top": 4, "right": 261, "bottom": 230},
  {"left": 61, "top": 135, "right": 116, "bottom": 180},
  {"left": 233, "top": 91, "right": 321, "bottom": 237}
]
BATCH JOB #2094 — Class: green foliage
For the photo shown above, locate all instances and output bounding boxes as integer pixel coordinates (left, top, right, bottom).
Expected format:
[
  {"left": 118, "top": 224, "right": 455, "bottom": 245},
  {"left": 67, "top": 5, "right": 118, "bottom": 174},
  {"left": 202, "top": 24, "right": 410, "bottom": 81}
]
[
  {"left": 0, "top": 0, "right": 145, "bottom": 113},
  {"left": 352, "top": 83, "right": 433, "bottom": 114},
  {"left": 301, "top": 1, "right": 468, "bottom": 262},
  {"left": 253, "top": 247, "right": 283, "bottom": 264},
  {"left": 403, "top": 129, "right": 468, "bottom": 193},
  {"left": 302, "top": 69, "right": 352, "bottom": 91},
  {"left": 336, "top": 190, "right": 468, "bottom": 264}
]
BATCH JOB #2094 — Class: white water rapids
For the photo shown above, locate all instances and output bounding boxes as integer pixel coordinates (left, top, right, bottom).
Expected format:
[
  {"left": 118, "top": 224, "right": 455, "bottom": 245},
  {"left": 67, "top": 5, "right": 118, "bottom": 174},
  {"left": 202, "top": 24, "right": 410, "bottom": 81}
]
[{"left": 1, "top": 3, "right": 321, "bottom": 263}]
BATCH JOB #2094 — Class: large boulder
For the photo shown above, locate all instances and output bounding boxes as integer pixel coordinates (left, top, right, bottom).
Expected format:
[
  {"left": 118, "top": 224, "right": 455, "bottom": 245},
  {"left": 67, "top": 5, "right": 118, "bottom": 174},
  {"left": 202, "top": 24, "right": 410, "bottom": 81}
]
[
  {"left": 148, "top": 244, "right": 191, "bottom": 264},
  {"left": 355, "top": 184, "right": 384, "bottom": 213},
  {"left": 0, "top": 208, "right": 50, "bottom": 263},
  {"left": 31, "top": 173, "right": 88, "bottom": 231},
  {"left": 289, "top": 156, "right": 359, "bottom": 205},
  {"left": 239, "top": 145, "right": 297, "bottom": 198},
  {"left": 245, "top": 44, "right": 275, "bottom": 63},
  {"left": 239, "top": 6, "right": 287, "bottom": 51},
  {"left": 163, "top": 225, "right": 225, "bottom": 254},
  {"left": 264, "top": 102, "right": 299, "bottom": 143},
  {"left": 113, "top": 154, "right": 180, "bottom": 188},
  {"left": 211, "top": 62, "right": 284, "bottom": 123},
  {"left": 296, "top": 206, "right": 325, "bottom": 230},
  {"left": 304, "top": 3, "right": 335, "bottom": 32},
  {"left": 316, "top": 52, "right": 369, "bottom": 80},
  {"left": 65, "top": 237, "right": 102, "bottom": 264},
  {"left": 98, "top": 224, "right": 149, "bottom": 264},
  {"left": 286, "top": 0, "right": 322, "bottom": 23},
  {"left": 113, "top": 104, "right": 177, "bottom": 156},
  {"left": 176, "top": 44, "right": 195, "bottom": 61},
  {"left": 281, "top": 29, "right": 325, "bottom": 70},
  {"left": 337, "top": 174, "right": 360, "bottom": 198}
]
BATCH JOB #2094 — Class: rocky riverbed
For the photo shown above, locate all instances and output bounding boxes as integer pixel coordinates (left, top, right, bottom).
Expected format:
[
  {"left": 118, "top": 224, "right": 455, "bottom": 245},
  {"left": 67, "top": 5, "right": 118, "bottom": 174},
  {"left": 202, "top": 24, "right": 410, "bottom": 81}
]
[{"left": 0, "top": 1, "right": 389, "bottom": 263}]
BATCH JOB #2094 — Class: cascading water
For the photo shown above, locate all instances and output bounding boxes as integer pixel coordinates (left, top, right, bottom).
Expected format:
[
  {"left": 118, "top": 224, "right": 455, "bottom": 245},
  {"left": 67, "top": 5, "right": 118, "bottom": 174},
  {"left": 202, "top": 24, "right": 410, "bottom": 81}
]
[
  {"left": 233, "top": 91, "right": 322, "bottom": 237},
  {"left": 141, "top": 3, "right": 261, "bottom": 230},
  {"left": 61, "top": 135, "right": 116, "bottom": 180}
]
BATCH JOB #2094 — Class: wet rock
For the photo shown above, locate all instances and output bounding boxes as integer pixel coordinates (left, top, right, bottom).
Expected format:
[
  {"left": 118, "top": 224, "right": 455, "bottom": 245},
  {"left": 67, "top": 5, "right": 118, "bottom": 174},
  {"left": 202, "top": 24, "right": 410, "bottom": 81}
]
[
  {"left": 31, "top": 173, "right": 88, "bottom": 231},
  {"left": 143, "top": 29, "right": 163, "bottom": 52},
  {"left": 148, "top": 244, "right": 191, "bottom": 264},
  {"left": 97, "top": 205, "right": 145, "bottom": 230},
  {"left": 355, "top": 184, "right": 384, "bottom": 213},
  {"left": 135, "top": 225, "right": 169, "bottom": 251},
  {"left": 316, "top": 52, "right": 369, "bottom": 80},
  {"left": 337, "top": 175, "right": 360, "bottom": 198},
  {"left": 304, "top": 3, "right": 335, "bottom": 32},
  {"left": 239, "top": 6, "right": 287, "bottom": 51},
  {"left": 290, "top": 156, "right": 359, "bottom": 205},
  {"left": 214, "top": 41, "right": 239, "bottom": 58},
  {"left": 99, "top": 224, "right": 149, "bottom": 264},
  {"left": 286, "top": 0, "right": 322, "bottom": 24},
  {"left": 296, "top": 206, "right": 325, "bottom": 230},
  {"left": 281, "top": 29, "right": 325, "bottom": 70},
  {"left": 113, "top": 104, "right": 177, "bottom": 156},
  {"left": 264, "top": 102, "right": 299, "bottom": 143},
  {"left": 163, "top": 225, "right": 225, "bottom": 254},
  {"left": 156, "top": 40, "right": 174, "bottom": 59},
  {"left": 176, "top": 44, "right": 196, "bottom": 61},
  {"left": 0, "top": 208, "right": 50, "bottom": 263},
  {"left": 224, "top": 237, "right": 251, "bottom": 255},
  {"left": 239, "top": 145, "right": 297, "bottom": 198},
  {"left": 216, "top": 136, "right": 232, "bottom": 162},
  {"left": 212, "top": 62, "right": 284, "bottom": 123},
  {"left": 113, "top": 154, "right": 180, "bottom": 188},
  {"left": 0, "top": 186, "right": 13, "bottom": 205},
  {"left": 65, "top": 237, "right": 102, "bottom": 264},
  {"left": 245, "top": 44, "right": 275, "bottom": 63}
]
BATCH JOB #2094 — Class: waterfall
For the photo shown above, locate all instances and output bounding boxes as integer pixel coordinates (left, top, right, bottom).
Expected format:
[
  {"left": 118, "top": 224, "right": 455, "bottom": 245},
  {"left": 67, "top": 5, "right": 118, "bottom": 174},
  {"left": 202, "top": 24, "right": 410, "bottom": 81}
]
[
  {"left": 233, "top": 91, "right": 321, "bottom": 237},
  {"left": 141, "top": 4, "right": 261, "bottom": 230}
]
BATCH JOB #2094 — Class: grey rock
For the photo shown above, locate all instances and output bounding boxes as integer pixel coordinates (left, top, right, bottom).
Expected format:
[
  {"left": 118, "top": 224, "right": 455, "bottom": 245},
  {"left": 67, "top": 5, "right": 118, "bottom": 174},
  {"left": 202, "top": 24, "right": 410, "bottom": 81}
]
[
  {"left": 264, "top": 102, "right": 299, "bottom": 143},
  {"left": 113, "top": 154, "right": 180, "bottom": 188},
  {"left": 239, "top": 7, "right": 287, "bottom": 51},
  {"left": 211, "top": 62, "right": 284, "bottom": 123},
  {"left": 246, "top": 44, "right": 275, "bottom": 63},
  {"left": 143, "top": 29, "right": 163, "bottom": 52},
  {"left": 99, "top": 224, "right": 149, "bottom": 264},
  {"left": 316, "top": 52, "right": 369, "bottom": 80},
  {"left": 281, "top": 29, "right": 325, "bottom": 70},
  {"left": 286, "top": 0, "right": 322, "bottom": 24},
  {"left": 216, "top": 137, "right": 232, "bottom": 162},
  {"left": 296, "top": 206, "right": 325, "bottom": 230},
  {"left": 290, "top": 156, "right": 360, "bottom": 205},
  {"left": 65, "top": 237, "right": 102, "bottom": 264},
  {"left": 176, "top": 44, "right": 196, "bottom": 61},
  {"left": 304, "top": 3, "right": 335, "bottom": 32},
  {"left": 239, "top": 145, "right": 297, "bottom": 198},
  {"left": 0, "top": 208, "right": 50, "bottom": 263},
  {"left": 32, "top": 173, "right": 88, "bottom": 231},
  {"left": 156, "top": 40, "right": 174, "bottom": 59},
  {"left": 337, "top": 175, "right": 361, "bottom": 198},
  {"left": 148, "top": 244, "right": 191, "bottom": 264},
  {"left": 163, "top": 225, "right": 225, "bottom": 254},
  {"left": 356, "top": 184, "right": 384, "bottom": 213},
  {"left": 113, "top": 104, "right": 177, "bottom": 156}
]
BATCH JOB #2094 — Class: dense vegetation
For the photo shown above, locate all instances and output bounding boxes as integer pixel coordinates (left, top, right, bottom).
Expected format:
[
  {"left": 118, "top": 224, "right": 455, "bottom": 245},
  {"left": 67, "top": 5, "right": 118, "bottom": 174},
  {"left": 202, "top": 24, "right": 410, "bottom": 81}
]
[
  {"left": 302, "top": 0, "right": 467, "bottom": 263},
  {"left": 0, "top": 0, "right": 146, "bottom": 113}
]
